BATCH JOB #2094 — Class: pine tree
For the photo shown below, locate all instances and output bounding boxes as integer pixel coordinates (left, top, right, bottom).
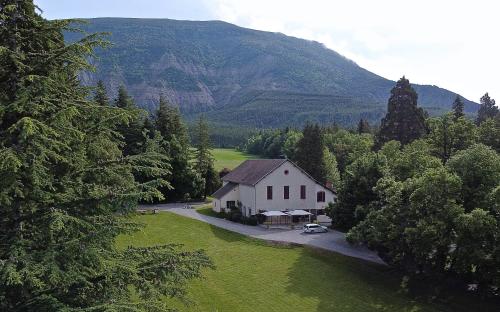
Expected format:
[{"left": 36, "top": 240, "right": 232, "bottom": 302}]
[
  {"left": 113, "top": 85, "right": 145, "bottom": 156},
  {"left": 94, "top": 79, "right": 109, "bottom": 106},
  {"left": 142, "top": 114, "right": 156, "bottom": 139},
  {"left": 476, "top": 92, "right": 499, "bottom": 125},
  {"left": 155, "top": 94, "right": 189, "bottom": 144},
  {"left": 0, "top": 2, "right": 211, "bottom": 310},
  {"left": 294, "top": 123, "right": 327, "bottom": 183},
  {"left": 194, "top": 116, "right": 221, "bottom": 198},
  {"left": 114, "top": 84, "right": 134, "bottom": 108},
  {"left": 357, "top": 118, "right": 370, "bottom": 134},
  {"left": 155, "top": 95, "right": 201, "bottom": 200},
  {"left": 377, "top": 76, "right": 428, "bottom": 147},
  {"left": 452, "top": 95, "right": 465, "bottom": 120}
]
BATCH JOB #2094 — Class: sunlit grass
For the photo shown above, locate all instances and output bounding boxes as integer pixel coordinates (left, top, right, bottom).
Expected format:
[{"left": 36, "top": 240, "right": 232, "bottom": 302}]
[
  {"left": 116, "top": 212, "right": 468, "bottom": 312},
  {"left": 211, "top": 148, "right": 259, "bottom": 171}
]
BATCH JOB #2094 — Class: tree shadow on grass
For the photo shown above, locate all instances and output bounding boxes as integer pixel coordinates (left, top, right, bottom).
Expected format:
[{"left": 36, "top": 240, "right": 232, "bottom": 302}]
[
  {"left": 285, "top": 247, "right": 500, "bottom": 312},
  {"left": 285, "top": 247, "right": 451, "bottom": 312},
  {"left": 207, "top": 223, "right": 248, "bottom": 243},
  {"left": 206, "top": 223, "right": 298, "bottom": 250}
]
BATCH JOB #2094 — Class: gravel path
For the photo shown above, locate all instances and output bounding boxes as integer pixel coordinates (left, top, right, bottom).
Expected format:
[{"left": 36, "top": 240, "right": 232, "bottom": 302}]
[{"left": 142, "top": 203, "right": 385, "bottom": 265}]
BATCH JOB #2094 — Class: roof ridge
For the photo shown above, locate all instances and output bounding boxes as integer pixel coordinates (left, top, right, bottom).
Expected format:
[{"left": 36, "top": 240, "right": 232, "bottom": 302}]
[{"left": 222, "top": 158, "right": 287, "bottom": 185}]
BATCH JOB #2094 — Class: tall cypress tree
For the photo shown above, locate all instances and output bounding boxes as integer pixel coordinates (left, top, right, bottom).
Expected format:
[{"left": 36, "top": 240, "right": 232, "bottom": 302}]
[
  {"left": 94, "top": 79, "right": 109, "bottom": 106},
  {"left": 294, "top": 123, "right": 327, "bottom": 183},
  {"left": 377, "top": 77, "right": 428, "bottom": 147},
  {"left": 476, "top": 92, "right": 498, "bottom": 125},
  {"left": 452, "top": 95, "right": 465, "bottom": 120},
  {"left": 0, "top": 2, "right": 211, "bottom": 310},
  {"left": 193, "top": 116, "right": 220, "bottom": 198}
]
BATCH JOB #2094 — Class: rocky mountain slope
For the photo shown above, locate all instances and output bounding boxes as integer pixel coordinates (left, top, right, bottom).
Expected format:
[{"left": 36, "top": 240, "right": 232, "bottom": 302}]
[{"left": 67, "top": 18, "right": 478, "bottom": 127}]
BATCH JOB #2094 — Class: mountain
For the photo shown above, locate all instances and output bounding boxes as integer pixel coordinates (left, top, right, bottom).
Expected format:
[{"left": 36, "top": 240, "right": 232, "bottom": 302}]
[{"left": 66, "top": 18, "right": 478, "bottom": 128}]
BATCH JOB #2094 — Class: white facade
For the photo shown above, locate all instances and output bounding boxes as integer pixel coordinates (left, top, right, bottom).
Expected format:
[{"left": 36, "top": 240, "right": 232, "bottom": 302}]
[
  {"left": 212, "top": 160, "right": 336, "bottom": 216},
  {"left": 212, "top": 183, "right": 239, "bottom": 213}
]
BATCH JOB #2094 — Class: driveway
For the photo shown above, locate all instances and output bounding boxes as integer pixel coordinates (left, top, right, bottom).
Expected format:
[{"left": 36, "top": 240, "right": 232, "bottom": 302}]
[{"left": 142, "top": 203, "right": 385, "bottom": 265}]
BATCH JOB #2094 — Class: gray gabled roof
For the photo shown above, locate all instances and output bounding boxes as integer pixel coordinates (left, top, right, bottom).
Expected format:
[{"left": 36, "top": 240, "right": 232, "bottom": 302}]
[
  {"left": 222, "top": 159, "right": 287, "bottom": 185},
  {"left": 212, "top": 182, "right": 237, "bottom": 199}
]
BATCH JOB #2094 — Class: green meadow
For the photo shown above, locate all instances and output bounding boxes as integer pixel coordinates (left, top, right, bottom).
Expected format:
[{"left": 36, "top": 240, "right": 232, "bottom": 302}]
[
  {"left": 211, "top": 148, "right": 259, "bottom": 171},
  {"left": 116, "top": 212, "right": 485, "bottom": 312}
]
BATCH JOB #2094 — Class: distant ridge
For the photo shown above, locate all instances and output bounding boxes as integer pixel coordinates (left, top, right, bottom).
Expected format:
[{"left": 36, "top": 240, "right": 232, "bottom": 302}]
[{"left": 66, "top": 17, "right": 478, "bottom": 128}]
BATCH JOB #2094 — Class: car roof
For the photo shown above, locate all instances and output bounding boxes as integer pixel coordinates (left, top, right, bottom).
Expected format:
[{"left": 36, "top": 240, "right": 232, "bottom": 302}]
[{"left": 305, "top": 224, "right": 320, "bottom": 227}]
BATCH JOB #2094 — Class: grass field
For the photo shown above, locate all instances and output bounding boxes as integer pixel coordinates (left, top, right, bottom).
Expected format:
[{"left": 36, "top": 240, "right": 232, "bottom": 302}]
[
  {"left": 211, "top": 148, "right": 259, "bottom": 171},
  {"left": 196, "top": 205, "right": 222, "bottom": 218},
  {"left": 116, "top": 212, "right": 474, "bottom": 312}
]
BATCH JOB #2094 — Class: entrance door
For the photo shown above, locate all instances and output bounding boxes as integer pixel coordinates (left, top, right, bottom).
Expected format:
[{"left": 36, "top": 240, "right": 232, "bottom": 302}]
[{"left": 226, "top": 201, "right": 236, "bottom": 209}]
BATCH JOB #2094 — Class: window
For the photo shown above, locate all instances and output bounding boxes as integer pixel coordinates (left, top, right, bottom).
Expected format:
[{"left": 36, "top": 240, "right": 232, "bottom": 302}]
[
  {"left": 284, "top": 170, "right": 289, "bottom": 175},
  {"left": 248, "top": 208, "right": 252, "bottom": 215},
  {"left": 283, "top": 186, "right": 289, "bottom": 199},
  {"left": 267, "top": 186, "right": 273, "bottom": 200},
  {"left": 227, "top": 201, "right": 236, "bottom": 209},
  {"left": 300, "top": 185, "right": 306, "bottom": 199},
  {"left": 317, "top": 191, "right": 326, "bottom": 202}
]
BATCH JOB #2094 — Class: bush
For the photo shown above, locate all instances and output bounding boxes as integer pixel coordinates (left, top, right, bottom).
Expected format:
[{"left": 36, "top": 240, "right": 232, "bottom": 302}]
[
  {"left": 241, "top": 216, "right": 258, "bottom": 226},
  {"left": 222, "top": 209, "right": 257, "bottom": 226},
  {"left": 227, "top": 210, "right": 242, "bottom": 223}
]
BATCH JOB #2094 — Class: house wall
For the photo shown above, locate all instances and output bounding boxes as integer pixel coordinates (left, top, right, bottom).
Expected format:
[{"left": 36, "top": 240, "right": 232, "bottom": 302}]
[
  {"left": 239, "top": 184, "right": 256, "bottom": 217},
  {"left": 253, "top": 161, "right": 335, "bottom": 215},
  {"left": 212, "top": 198, "right": 222, "bottom": 213},
  {"left": 212, "top": 184, "right": 239, "bottom": 212}
]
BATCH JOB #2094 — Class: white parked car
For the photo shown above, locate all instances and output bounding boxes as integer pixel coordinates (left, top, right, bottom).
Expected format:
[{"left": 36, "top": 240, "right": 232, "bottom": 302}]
[{"left": 303, "top": 224, "right": 328, "bottom": 233}]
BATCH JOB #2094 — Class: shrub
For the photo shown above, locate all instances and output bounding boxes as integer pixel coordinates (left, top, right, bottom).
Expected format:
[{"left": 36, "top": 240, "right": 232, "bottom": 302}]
[
  {"left": 241, "top": 216, "right": 258, "bottom": 226},
  {"left": 227, "top": 210, "right": 242, "bottom": 223}
]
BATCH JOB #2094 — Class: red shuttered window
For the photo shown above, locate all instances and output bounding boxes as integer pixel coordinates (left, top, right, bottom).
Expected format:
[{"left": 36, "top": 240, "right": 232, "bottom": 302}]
[
  {"left": 317, "top": 191, "right": 325, "bottom": 202},
  {"left": 267, "top": 186, "right": 273, "bottom": 200},
  {"left": 300, "top": 185, "right": 306, "bottom": 199}
]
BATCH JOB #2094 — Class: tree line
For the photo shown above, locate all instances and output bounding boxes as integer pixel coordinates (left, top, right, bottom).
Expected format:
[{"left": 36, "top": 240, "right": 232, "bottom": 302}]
[
  {"left": 94, "top": 83, "right": 221, "bottom": 202},
  {"left": 241, "top": 77, "right": 500, "bottom": 300}
]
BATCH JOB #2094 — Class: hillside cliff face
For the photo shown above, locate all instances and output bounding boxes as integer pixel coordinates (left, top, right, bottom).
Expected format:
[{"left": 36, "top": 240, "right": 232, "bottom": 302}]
[{"left": 67, "top": 18, "right": 478, "bottom": 127}]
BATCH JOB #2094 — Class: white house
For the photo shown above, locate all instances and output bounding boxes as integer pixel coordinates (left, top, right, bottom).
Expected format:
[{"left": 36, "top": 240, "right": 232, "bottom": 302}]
[{"left": 212, "top": 159, "right": 336, "bottom": 223}]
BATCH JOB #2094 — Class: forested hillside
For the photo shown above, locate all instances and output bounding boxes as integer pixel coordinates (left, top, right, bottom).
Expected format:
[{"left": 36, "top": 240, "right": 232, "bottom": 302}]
[{"left": 66, "top": 18, "right": 478, "bottom": 128}]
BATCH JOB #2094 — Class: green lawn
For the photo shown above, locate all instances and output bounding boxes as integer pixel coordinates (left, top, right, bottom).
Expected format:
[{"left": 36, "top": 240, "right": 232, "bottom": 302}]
[
  {"left": 196, "top": 205, "right": 222, "bottom": 218},
  {"left": 116, "top": 212, "right": 470, "bottom": 312},
  {"left": 211, "top": 148, "right": 259, "bottom": 171}
]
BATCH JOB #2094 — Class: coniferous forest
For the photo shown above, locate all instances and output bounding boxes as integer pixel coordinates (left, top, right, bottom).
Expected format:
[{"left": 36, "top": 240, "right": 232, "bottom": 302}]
[
  {"left": 1, "top": 1, "right": 500, "bottom": 311},
  {"left": 0, "top": 2, "right": 217, "bottom": 310}
]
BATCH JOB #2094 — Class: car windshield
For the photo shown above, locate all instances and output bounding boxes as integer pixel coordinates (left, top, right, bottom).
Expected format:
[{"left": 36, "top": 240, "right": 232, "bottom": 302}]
[{"left": 308, "top": 225, "right": 319, "bottom": 228}]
